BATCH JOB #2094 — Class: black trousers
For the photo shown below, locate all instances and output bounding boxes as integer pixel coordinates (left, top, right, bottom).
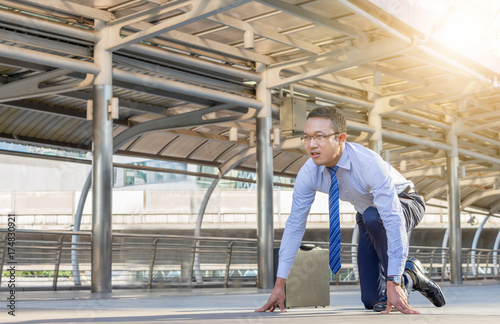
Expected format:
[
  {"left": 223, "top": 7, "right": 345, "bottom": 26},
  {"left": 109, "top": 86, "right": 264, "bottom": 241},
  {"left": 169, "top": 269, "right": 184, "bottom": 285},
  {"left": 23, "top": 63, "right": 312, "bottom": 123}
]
[{"left": 355, "top": 191, "right": 425, "bottom": 309}]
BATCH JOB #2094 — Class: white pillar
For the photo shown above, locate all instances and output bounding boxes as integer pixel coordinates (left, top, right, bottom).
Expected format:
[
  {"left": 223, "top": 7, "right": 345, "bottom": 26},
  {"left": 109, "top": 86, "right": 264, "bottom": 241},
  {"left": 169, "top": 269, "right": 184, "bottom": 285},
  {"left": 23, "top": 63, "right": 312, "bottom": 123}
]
[
  {"left": 256, "top": 62, "right": 274, "bottom": 289},
  {"left": 446, "top": 122, "right": 463, "bottom": 284},
  {"left": 91, "top": 20, "right": 113, "bottom": 293},
  {"left": 368, "top": 94, "right": 382, "bottom": 155},
  {"left": 471, "top": 215, "right": 490, "bottom": 276}
]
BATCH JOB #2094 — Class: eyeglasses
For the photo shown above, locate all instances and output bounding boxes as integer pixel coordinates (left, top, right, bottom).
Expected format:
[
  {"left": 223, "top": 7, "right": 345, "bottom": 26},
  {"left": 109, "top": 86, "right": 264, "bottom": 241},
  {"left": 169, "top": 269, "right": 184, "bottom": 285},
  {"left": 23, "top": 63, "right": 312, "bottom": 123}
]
[{"left": 301, "top": 132, "right": 340, "bottom": 143}]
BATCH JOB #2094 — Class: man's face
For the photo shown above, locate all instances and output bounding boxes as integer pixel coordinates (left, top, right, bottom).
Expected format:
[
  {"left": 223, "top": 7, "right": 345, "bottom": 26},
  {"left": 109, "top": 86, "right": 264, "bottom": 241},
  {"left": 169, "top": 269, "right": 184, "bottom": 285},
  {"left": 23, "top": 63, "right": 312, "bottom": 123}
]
[{"left": 303, "top": 117, "right": 346, "bottom": 167}]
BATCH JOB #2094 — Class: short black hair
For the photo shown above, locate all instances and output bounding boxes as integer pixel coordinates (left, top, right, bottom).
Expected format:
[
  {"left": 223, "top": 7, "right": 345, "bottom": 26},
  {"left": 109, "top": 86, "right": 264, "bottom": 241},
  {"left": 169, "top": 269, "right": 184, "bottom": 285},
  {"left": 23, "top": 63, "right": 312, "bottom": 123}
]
[{"left": 307, "top": 106, "right": 347, "bottom": 133}]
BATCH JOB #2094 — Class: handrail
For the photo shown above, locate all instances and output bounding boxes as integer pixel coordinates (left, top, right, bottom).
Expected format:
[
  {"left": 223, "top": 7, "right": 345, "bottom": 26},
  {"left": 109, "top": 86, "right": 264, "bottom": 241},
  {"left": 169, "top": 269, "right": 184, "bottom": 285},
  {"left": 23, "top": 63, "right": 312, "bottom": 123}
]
[
  {"left": 1, "top": 229, "right": 258, "bottom": 243},
  {"left": 0, "top": 229, "right": 499, "bottom": 290}
]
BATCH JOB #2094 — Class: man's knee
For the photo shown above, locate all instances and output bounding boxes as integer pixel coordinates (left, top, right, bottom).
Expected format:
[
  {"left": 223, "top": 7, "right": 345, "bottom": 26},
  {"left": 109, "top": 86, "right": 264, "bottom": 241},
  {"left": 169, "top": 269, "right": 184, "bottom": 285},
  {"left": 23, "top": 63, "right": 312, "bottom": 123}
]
[
  {"left": 361, "top": 295, "right": 378, "bottom": 310},
  {"left": 361, "top": 207, "right": 382, "bottom": 232}
]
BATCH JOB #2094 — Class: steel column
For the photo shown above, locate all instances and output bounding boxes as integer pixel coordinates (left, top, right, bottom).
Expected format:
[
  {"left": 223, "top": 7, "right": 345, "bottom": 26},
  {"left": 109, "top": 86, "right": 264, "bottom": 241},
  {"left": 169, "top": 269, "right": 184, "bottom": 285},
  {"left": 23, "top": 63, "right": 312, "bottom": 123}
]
[
  {"left": 368, "top": 94, "right": 382, "bottom": 155},
  {"left": 493, "top": 230, "right": 500, "bottom": 277},
  {"left": 471, "top": 215, "right": 490, "bottom": 276},
  {"left": 446, "top": 124, "right": 463, "bottom": 284},
  {"left": 442, "top": 227, "right": 449, "bottom": 278},
  {"left": 256, "top": 62, "right": 274, "bottom": 289},
  {"left": 351, "top": 225, "right": 359, "bottom": 281},
  {"left": 91, "top": 20, "right": 113, "bottom": 293},
  {"left": 71, "top": 175, "right": 91, "bottom": 285}
]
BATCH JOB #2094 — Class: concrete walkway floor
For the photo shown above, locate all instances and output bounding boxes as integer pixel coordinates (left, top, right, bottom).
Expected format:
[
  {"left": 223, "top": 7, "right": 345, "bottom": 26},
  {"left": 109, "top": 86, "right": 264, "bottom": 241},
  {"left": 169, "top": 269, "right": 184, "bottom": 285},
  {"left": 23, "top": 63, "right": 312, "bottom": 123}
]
[{"left": 2, "top": 280, "right": 499, "bottom": 324}]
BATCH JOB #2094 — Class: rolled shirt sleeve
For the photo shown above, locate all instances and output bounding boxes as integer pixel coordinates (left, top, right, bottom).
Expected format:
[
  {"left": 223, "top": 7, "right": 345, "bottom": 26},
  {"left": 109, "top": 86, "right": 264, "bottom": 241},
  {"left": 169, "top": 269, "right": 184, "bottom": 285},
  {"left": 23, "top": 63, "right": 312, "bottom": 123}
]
[{"left": 364, "top": 157, "right": 408, "bottom": 276}]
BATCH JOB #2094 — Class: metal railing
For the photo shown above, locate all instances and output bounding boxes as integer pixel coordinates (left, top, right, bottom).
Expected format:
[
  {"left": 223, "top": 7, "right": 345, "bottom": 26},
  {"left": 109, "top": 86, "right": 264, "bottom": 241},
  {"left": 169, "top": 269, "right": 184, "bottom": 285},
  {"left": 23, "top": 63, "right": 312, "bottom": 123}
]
[{"left": 0, "top": 229, "right": 499, "bottom": 290}]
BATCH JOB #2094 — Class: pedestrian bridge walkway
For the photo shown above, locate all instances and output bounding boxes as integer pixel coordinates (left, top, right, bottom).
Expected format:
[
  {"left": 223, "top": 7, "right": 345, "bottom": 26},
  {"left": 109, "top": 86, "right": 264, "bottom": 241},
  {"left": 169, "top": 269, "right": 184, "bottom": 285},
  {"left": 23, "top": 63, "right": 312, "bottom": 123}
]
[{"left": 4, "top": 281, "right": 499, "bottom": 324}]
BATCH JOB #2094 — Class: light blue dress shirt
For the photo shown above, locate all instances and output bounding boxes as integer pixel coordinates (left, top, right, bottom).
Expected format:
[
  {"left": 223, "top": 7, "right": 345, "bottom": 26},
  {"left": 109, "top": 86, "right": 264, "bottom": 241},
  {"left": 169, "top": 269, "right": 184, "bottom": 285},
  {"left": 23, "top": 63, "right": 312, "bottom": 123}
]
[{"left": 277, "top": 141, "right": 414, "bottom": 279}]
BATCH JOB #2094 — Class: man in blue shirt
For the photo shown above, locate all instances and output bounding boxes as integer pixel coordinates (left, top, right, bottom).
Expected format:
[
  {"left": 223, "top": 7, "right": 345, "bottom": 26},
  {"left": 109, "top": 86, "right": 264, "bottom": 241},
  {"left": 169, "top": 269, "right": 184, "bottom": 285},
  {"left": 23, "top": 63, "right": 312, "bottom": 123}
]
[{"left": 255, "top": 106, "right": 445, "bottom": 314}]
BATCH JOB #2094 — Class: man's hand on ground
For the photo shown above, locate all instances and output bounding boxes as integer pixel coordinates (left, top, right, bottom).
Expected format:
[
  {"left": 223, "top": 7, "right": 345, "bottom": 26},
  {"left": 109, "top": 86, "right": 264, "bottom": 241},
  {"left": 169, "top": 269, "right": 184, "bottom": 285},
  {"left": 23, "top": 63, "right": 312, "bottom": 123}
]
[
  {"left": 382, "top": 281, "right": 420, "bottom": 314},
  {"left": 254, "top": 277, "right": 287, "bottom": 312}
]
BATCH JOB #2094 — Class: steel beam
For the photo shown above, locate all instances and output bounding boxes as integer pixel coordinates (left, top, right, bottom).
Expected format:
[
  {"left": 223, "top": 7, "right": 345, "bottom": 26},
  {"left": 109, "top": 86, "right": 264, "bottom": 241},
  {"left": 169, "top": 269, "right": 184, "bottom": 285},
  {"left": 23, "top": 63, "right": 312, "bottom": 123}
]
[
  {"left": 112, "top": 69, "right": 263, "bottom": 109},
  {"left": 390, "top": 111, "right": 451, "bottom": 131},
  {"left": 113, "top": 55, "right": 248, "bottom": 92},
  {"left": 256, "top": 0, "right": 369, "bottom": 42},
  {"left": 464, "top": 132, "right": 500, "bottom": 148},
  {"left": 292, "top": 84, "right": 373, "bottom": 109},
  {"left": 0, "top": 29, "right": 92, "bottom": 57},
  {"left": 60, "top": 90, "right": 170, "bottom": 116},
  {"left": 107, "top": 0, "right": 251, "bottom": 51},
  {"left": 11, "top": 0, "right": 111, "bottom": 21},
  {"left": 382, "top": 129, "right": 451, "bottom": 152},
  {"left": 294, "top": 72, "right": 380, "bottom": 94},
  {"left": 0, "top": 6, "right": 269, "bottom": 73},
  {"left": 206, "top": 13, "right": 319, "bottom": 54},
  {"left": 0, "top": 57, "right": 50, "bottom": 72},
  {"left": 0, "top": 7, "right": 99, "bottom": 42},
  {"left": 268, "top": 38, "right": 409, "bottom": 88},
  {"left": 0, "top": 69, "right": 93, "bottom": 103},
  {"left": 457, "top": 120, "right": 500, "bottom": 135},
  {"left": 0, "top": 99, "right": 129, "bottom": 127},
  {"left": 0, "top": 43, "right": 100, "bottom": 75},
  {"left": 381, "top": 80, "right": 483, "bottom": 115},
  {"left": 460, "top": 110, "right": 500, "bottom": 122},
  {"left": 127, "top": 43, "right": 261, "bottom": 82},
  {"left": 124, "top": 24, "right": 272, "bottom": 65},
  {"left": 362, "top": 62, "right": 427, "bottom": 86}
]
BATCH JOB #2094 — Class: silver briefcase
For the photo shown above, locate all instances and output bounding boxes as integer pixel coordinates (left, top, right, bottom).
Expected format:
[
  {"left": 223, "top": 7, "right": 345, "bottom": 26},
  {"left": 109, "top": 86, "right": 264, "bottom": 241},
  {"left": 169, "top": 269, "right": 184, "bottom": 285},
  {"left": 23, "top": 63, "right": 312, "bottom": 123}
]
[{"left": 285, "top": 247, "right": 330, "bottom": 308}]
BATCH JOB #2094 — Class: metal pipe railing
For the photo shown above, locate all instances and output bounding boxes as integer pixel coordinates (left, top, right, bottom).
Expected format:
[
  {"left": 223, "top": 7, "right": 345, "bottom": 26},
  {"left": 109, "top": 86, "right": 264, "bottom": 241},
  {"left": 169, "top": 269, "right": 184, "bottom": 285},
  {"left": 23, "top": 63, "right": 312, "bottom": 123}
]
[
  {"left": 0, "top": 230, "right": 499, "bottom": 291},
  {"left": 53, "top": 235, "right": 65, "bottom": 291},
  {"left": 148, "top": 238, "right": 160, "bottom": 289}
]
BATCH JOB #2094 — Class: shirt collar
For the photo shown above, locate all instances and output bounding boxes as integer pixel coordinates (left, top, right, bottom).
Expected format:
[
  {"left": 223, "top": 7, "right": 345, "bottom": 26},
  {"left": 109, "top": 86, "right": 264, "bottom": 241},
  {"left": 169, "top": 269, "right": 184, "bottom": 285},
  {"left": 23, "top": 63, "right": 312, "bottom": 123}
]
[
  {"left": 320, "top": 142, "right": 351, "bottom": 173},
  {"left": 336, "top": 142, "right": 351, "bottom": 171}
]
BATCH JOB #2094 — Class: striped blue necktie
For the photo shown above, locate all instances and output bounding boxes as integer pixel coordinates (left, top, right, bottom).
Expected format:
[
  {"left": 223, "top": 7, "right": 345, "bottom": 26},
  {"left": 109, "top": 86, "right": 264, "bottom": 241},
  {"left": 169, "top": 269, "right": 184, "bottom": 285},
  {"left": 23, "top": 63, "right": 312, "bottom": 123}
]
[{"left": 327, "top": 166, "right": 341, "bottom": 274}]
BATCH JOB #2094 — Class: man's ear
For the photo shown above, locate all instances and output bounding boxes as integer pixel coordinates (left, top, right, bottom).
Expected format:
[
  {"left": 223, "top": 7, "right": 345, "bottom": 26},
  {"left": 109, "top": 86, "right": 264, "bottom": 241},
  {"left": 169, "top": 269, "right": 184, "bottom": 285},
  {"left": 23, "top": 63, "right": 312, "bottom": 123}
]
[{"left": 338, "top": 133, "right": 347, "bottom": 144}]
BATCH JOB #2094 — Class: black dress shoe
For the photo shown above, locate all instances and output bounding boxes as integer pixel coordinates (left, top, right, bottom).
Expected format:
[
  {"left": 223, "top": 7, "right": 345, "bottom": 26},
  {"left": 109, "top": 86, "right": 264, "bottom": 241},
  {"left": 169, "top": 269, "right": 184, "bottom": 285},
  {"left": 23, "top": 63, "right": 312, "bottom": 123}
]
[
  {"left": 373, "top": 293, "right": 395, "bottom": 312},
  {"left": 405, "top": 257, "right": 446, "bottom": 307}
]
